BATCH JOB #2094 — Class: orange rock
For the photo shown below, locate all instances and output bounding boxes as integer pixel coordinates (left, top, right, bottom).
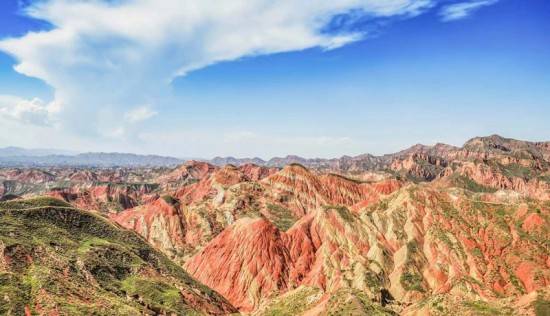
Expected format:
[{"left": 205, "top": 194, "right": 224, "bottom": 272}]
[{"left": 522, "top": 213, "right": 544, "bottom": 232}]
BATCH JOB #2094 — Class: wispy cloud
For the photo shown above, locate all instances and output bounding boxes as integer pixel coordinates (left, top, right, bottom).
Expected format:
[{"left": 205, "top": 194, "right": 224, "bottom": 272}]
[
  {"left": 0, "top": 0, "right": 437, "bottom": 138},
  {"left": 439, "top": 0, "right": 499, "bottom": 22},
  {"left": 124, "top": 106, "right": 158, "bottom": 123}
]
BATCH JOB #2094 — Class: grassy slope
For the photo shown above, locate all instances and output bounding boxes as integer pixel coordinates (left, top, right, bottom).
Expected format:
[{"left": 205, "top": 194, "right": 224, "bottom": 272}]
[{"left": 0, "top": 197, "right": 236, "bottom": 315}]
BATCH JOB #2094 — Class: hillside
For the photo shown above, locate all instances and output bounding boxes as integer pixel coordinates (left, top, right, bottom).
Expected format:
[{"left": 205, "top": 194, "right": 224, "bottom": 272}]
[{"left": 0, "top": 197, "right": 237, "bottom": 315}]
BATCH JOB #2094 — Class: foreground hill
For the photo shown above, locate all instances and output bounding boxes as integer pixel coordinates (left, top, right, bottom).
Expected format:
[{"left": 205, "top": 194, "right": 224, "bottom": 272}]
[{"left": 0, "top": 197, "right": 237, "bottom": 315}]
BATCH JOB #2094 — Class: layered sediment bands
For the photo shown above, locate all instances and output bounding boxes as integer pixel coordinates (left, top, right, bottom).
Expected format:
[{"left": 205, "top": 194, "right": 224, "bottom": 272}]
[
  {"left": 48, "top": 182, "right": 159, "bottom": 212},
  {"left": 239, "top": 163, "right": 279, "bottom": 181},
  {"left": 262, "top": 164, "right": 402, "bottom": 217},
  {"left": 183, "top": 203, "right": 394, "bottom": 311},
  {"left": 184, "top": 218, "right": 291, "bottom": 312},
  {"left": 157, "top": 160, "right": 215, "bottom": 190},
  {"left": 453, "top": 161, "right": 550, "bottom": 200},
  {"left": 184, "top": 185, "right": 549, "bottom": 314},
  {"left": 111, "top": 197, "right": 189, "bottom": 262}
]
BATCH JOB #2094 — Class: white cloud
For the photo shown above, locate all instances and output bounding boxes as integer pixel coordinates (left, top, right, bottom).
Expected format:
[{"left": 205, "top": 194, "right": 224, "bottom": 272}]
[
  {"left": 439, "top": 0, "right": 498, "bottom": 22},
  {"left": 0, "top": 0, "right": 436, "bottom": 137},
  {"left": 0, "top": 95, "right": 59, "bottom": 126},
  {"left": 124, "top": 105, "right": 158, "bottom": 123}
]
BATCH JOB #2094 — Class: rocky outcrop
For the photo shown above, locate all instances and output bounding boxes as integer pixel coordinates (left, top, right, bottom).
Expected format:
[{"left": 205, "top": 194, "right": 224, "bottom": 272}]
[
  {"left": 262, "top": 164, "right": 401, "bottom": 217},
  {"left": 157, "top": 160, "right": 215, "bottom": 190},
  {"left": 48, "top": 182, "right": 158, "bottom": 212},
  {"left": 111, "top": 197, "right": 189, "bottom": 262},
  {"left": 184, "top": 218, "right": 291, "bottom": 312}
]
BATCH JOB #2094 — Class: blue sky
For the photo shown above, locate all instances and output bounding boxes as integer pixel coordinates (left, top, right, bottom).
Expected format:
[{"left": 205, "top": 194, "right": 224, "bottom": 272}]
[{"left": 0, "top": 0, "right": 548, "bottom": 158}]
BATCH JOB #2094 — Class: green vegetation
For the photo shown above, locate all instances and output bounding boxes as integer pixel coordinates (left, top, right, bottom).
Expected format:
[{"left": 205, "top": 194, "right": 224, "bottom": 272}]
[
  {"left": 77, "top": 237, "right": 112, "bottom": 254},
  {"left": 495, "top": 162, "right": 534, "bottom": 180},
  {"left": 453, "top": 175, "right": 497, "bottom": 193},
  {"left": 400, "top": 272, "right": 424, "bottom": 292},
  {"left": 430, "top": 224, "right": 467, "bottom": 261},
  {"left": 471, "top": 247, "right": 483, "bottom": 257},
  {"left": 160, "top": 194, "right": 178, "bottom": 205},
  {"left": 462, "top": 300, "right": 512, "bottom": 315},
  {"left": 0, "top": 273, "right": 31, "bottom": 315},
  {"left": 325, "top": 288, "right": 397, "bottom": 315},
  {"left": 0, "top": 196, "right": 72, "bottom": 209},
  {"left": 505, "top": 266, "right": 525, "bottom": 294},
  {"left": 259, "top": 286, "right": 321, "bottom": 316},
  {"left": 364, "top": 271, "right": 384, "bottom": 294},
  {"left": 121, "top": 276, "right": 187, "bottom": 314},
  {"left": 0, "top": 197, "right": 232, "bottom": 315},
  {"left": 377, "top": 199, "right": 389, "bottom": 211},
  {"left": 534, "top": 298, "right": 550, "bottom": 316},
  {"left": 266, "top": 203, "right": 297, "bottom": 231},
  {"left": 324, "top": 204, "right": 355, "bottom": 222},
  {"left": 426, "top": 295, "right": 447, "bottom": 314},
  {"left": 400, "top": 240, "right": 426, "bottom": 292}
]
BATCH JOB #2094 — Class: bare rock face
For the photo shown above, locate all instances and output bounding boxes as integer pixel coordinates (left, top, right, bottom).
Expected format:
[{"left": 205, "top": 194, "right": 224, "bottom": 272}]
[
  {"left": 111, "top": 197, "right": 189, "bottom": 262},
  {"left": 184, "top": 218, "right": 291, "bottom": 312},
  {"left": 261, "top": 164, "right": 401, "bottom": 218},
  {"left": 48, "top": 182, "right": 158, "bottom": 212},
  {"left": 184, "top": 186, "right": 550, "bottom": 314},
  {"left": 157, "top": 160, "right": 215, "bottom": 190}
]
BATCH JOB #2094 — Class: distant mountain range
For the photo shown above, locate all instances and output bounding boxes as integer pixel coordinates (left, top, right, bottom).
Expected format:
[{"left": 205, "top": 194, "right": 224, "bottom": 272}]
[
  {"left": 211, "top": 135, "right": 550, "bottom": 172},
  {"left": 0, "top": 147, "right": 185, "bottom": 167},
  {"left": 3, "top": 135, "right": 549, "bottom": 169},
  {"left": 0, "top": 146, "right": 77, "bottom": 157},
  {"left": 209, "top": 144, "right": 448, "bottom": 169}
]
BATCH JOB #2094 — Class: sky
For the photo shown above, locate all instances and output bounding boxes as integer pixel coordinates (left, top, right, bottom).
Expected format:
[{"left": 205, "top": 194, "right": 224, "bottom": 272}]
[{"left": 0, "top": 0, "right": 548, "bottom": 159}]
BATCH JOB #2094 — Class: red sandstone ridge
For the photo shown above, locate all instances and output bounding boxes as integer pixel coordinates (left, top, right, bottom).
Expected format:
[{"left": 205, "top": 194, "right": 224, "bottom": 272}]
[
  {"left": 183, "top": 205, "right": 389, "bottom": 312},
  {"left": 0, "top": 169, "right": 56, "bottom": 183},
  {"left": 238, "top": 163, "right": 278, "bottom": 181},
  {"left": 111, "top": 197, "right": 190, "bottom": 262},
  {"left": 261, "top": 165, "right": 402, "bottom": 217},
  {"left": 157, "top": 160, "right": 216, "bottom": 190},
  {"left": 47, "top": 183, "right": 157, "bottom": 212},
  {"left": 184, "top": 218, "right": 291, "bottom": 312},
  {"left": 111, "top": 163, "right": 402, "bottom": 274},
  {"left": 184, "top": 185, "right": 550, "bottom": 314}
]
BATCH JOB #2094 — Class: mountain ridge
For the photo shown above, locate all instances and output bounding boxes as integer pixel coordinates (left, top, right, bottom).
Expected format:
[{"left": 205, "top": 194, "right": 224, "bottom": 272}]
[{"left": 3, "top": 134, "right": 549, "bottom": 168}]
